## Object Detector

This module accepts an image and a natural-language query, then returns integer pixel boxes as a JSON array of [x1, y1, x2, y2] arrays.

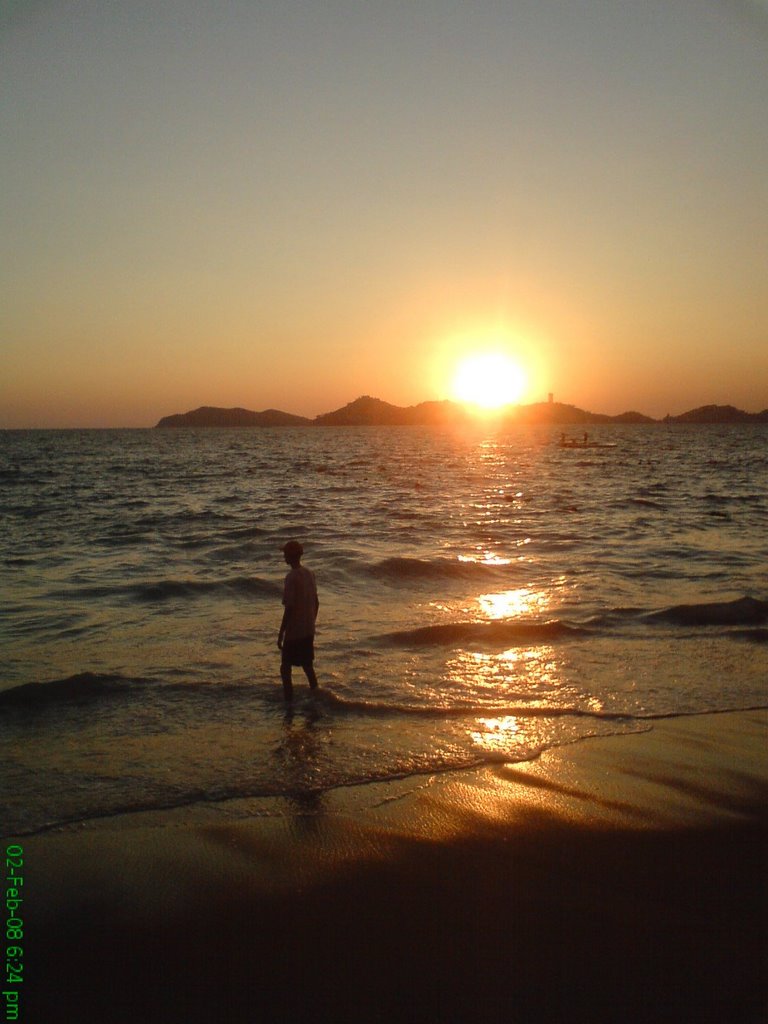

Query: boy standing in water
[[277, 540, 319, 700]]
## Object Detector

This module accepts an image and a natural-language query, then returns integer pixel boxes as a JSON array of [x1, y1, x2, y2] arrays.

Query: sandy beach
[[17, 709, 768, 1023]]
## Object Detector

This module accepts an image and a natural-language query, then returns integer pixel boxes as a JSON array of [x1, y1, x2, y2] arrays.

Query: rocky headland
[[156, 397, 768, 428]]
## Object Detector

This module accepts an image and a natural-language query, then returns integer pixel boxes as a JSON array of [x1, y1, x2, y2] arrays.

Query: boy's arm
[[278, 573, 294, 648], [278, 604, 291, 648]]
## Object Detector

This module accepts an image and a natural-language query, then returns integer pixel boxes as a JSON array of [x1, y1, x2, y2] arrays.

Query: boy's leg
[[302, 662, 318, 690], [280, 662, 294, 701]]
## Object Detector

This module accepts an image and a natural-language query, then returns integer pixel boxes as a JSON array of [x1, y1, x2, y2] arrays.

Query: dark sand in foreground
[[18, 710, 768, 1023]]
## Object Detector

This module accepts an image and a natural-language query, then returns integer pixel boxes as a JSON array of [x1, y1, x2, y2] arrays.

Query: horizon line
[[4, 396, 768, 430]]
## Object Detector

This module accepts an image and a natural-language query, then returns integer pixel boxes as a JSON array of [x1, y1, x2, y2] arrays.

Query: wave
[[702, 492, 764, 506], [368, 556, 524, 582], [133, 509, 239, 530], [49, 575, 281, 603], [0, 666, 616, 723], [381, 597, 768, 647], [206, 541, 263, 562], [728, 628, 768, 645], [133, 576, 281, 602], [582, 607, 645, 628], [3, 784, 293, 839], [626, 497, 667, 510], [0, 672, 151, 707], [645, 596, 768, 627], [0, 672, 274, 712], [380, 619, 589, 647], [315, 689, 634, 722]]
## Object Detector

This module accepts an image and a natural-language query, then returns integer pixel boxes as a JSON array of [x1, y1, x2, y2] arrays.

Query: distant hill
[[314, 395, 473, 426], [156, 406, 312, 428], [156, 398, 766, 428], [313, 395, 412, 425], [608, 410, 658, 424], [663, 404, 768, 424], [503, 402, 654, 426]]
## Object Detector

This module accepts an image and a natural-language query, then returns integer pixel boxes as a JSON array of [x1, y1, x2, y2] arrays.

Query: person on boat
[[277, 540, 319, 701]]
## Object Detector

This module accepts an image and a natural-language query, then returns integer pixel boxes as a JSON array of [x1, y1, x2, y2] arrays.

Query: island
[[156, 406, 312, 428], [156, 398, 768, 428]]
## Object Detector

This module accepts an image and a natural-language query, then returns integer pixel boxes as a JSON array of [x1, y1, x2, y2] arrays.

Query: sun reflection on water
[[445, 646, 562, 694], [476, 587, 550, 619], [455, 540, 532, 566], [469, 716, 520, 752], [457, 551, 513, 566]]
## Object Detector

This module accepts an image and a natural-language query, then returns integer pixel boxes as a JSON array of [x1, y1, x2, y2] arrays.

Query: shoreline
[[18, 709, 768, 1023]]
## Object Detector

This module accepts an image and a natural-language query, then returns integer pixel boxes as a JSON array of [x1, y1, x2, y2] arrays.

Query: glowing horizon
[[1, 2, 766, 428]]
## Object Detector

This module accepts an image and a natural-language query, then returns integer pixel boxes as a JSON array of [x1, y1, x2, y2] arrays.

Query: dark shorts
[[281, 635, 315, 667]]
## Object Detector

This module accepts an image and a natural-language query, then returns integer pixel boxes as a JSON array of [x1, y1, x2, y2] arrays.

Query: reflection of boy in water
[[277, 540, 319, 701]]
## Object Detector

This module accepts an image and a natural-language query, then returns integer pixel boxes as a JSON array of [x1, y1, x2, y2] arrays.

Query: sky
[[1, 0, 767, 427]]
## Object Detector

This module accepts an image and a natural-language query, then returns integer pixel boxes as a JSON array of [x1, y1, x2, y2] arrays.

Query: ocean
[[1, 423, 766, 837]]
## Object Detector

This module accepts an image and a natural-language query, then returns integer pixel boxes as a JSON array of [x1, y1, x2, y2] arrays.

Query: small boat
[[557, 435, 616, 449]]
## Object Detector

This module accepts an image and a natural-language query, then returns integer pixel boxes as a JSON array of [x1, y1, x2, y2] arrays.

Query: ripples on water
[[1, 425, 766, 834]]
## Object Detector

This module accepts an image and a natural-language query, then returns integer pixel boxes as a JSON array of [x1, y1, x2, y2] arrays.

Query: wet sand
[[19, 710, 768, 1024]]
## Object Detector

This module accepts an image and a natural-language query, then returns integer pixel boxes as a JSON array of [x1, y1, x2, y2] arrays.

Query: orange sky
[[2, 1, 767, 427]]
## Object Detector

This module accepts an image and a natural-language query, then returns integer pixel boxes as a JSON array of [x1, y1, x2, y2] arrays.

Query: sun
[[451, 352, 527, 409]]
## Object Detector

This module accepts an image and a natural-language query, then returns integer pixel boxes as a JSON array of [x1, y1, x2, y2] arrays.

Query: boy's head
[[282, 540, 303, 567]]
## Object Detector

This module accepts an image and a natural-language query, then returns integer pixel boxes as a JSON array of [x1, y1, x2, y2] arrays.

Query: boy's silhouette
[[277, 540, 319, 700]]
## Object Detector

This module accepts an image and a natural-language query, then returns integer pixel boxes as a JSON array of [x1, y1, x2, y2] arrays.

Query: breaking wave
[[368, 556, 525, 583], [381, 619, 589, 647], [0, 672, 150, 707], [48, 575, 281, 603], [645, 596, 768, 627]]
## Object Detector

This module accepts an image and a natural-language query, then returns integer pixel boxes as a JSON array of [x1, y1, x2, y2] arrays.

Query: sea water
[[1, 424, 766, 836]]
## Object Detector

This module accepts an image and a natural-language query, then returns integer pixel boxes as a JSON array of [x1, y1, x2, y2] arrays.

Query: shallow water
[[1, 424, 766, 835]]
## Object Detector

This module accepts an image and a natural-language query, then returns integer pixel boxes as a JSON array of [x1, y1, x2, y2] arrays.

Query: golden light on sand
[[451, 352, 527, 409]]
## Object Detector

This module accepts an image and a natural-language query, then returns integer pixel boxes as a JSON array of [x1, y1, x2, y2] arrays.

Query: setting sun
[[451, 353, 528, 409]]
